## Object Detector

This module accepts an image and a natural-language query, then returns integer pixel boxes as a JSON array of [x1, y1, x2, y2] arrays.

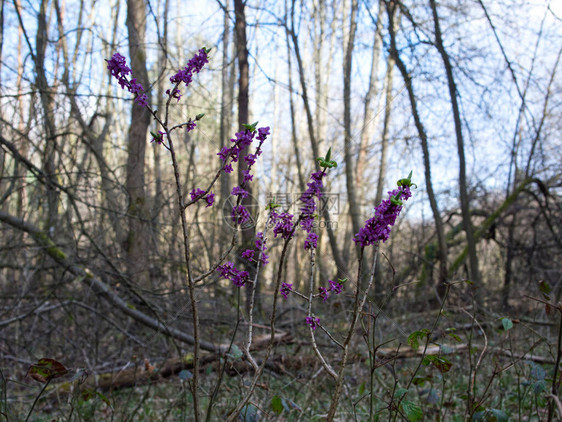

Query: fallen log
[[44, 332, 293, 393]]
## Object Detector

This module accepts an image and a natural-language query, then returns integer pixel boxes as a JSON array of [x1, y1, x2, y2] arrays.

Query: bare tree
[[386, 1, 448, 299], [125, 0, 151, 287], [428, 0, 481, 289]]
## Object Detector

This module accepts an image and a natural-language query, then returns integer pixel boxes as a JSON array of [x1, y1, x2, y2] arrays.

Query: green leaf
[[408, 329, 430, 351], [80, 389, 111, 407], [358, 381, 366, 395], [397, 171, 417, 188], [473, 408, 509, 422], [538, 280, 551, 301], [27, 358, 68, 383], [423, 355, 452, 373], [533, 379, 547, 394], [325, 147, 331, 162], [448, 332, 462, 342], [271, 396, 283, 415], [195, 113, 205, 120], [538, 280, 551, 294], [394, 387, 408, 399], [242, 121, 259, 132], [530, 362, 546, 381], [227, 344, 243, 361], [501, 318, 513, 332], [412, 376, 427, 386], [401, 400, 423, 422], [390, 195, 404, 206], [434, 356, 452, 373]]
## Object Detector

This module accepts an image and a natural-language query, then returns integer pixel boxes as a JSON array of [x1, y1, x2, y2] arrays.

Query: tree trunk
[[36, 0, 59, 232], [234, 0, 257, 313], [342, 0, 362, 264], [429, 0, 481, 290], [356, 0, 384, 187], [386, 1, 448, 299], [125, 0, 151, 287], [374, 51, 395, 296], [220, 0, 232, 237]]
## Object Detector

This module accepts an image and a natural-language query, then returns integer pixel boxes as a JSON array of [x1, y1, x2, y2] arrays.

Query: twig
[[307, 248, 338, 379]]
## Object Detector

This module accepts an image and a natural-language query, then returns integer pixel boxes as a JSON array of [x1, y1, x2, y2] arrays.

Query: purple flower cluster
[[219, 126, 270, 226], [306, 316, 320, 331], [190, 188, 214, 208], [318, 287, 329, 302], [280, 282, 293, 299], [216, 262, 249, 287], [354, 185, 412, 247], [231, 186, 248, 199], [254, 232, 269, 265], [304, 232, 318, 250], [106, 53, 147, 107], [231, 205, 251, 225], [299, 170, 327, 248], [217, 128, 269, 173], [185, 120, 197, 133], [313, 280, 344, 303], [328, 279, 343, 295], [151, 131, 166, 145], [271, 211, 295, 240], [169, 48, 209, 88], [266, 168, 328, 250], [241, 232, 269, 266]]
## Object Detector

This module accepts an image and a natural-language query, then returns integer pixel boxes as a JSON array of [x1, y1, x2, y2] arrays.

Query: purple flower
[[205, 192, 215, 208], [170, 48, 209, 87], [129, 78, 144, 94], [272, 212, 295, 240], [216, 262, 249, 287], [328, 279, 343, 295], [151, 131, 166, 145], [300, 216, 315, 233], [280, 282, 292, 299], [241, 249, 255, 260], [232, 270, 249, 287], [106, 53, 131, 78], [216, 126, 269, 178], [318, 287, 329, 302], [306, 316, 320, 330], [354, 185, 412, 247], [242, 170, 253, 183], [166, 87, 181, 102], [135, 93, 148, 107], [217, 147, 230, 161], [186, 121, 197, 132], [106, 53, 147, 107], [231, 205, 251, 225], [244, 153, 257, 166], [231, 186, 249, 198], [190, 188, 206, 202], [298, 170, 326, 255], [255, 232, 267, 251], [257, 126, 270, 141], [304, 232, 318, 250]]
